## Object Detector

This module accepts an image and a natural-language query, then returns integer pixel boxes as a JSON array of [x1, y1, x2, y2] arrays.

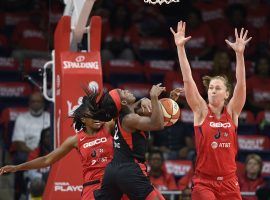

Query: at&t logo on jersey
[[83, 137, 107, 148], [210, 122, 231, 128], [211, 141, 231, 149]]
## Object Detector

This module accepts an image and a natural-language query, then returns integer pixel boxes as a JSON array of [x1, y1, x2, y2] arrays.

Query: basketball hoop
[[144, 0, 180, 5]]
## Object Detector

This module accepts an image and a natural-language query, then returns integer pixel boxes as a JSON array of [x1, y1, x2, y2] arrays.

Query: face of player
[[246, 158, 261, 176], [208, 79, 229, 106], [117, 89, 136, 105], [82, 112, 105, 131]]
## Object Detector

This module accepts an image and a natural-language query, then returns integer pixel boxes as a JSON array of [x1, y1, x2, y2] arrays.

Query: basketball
[[159, 98, 180, 126]]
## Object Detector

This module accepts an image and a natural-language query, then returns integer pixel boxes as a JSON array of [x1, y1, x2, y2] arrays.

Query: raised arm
[[123, 84, 165, 132], [170, 21, 206, 114], [0, 136, 77, 175], [226, 28, 252, 117]]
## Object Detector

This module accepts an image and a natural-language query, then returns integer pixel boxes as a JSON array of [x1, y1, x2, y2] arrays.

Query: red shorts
[[191, 173, 242, 200]]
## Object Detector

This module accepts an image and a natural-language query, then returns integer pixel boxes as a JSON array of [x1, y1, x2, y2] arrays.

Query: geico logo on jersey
[[210, 122, 231, 128], [83, 137, 107, 148], [63, 61, 99, 69], [211, 141, 231, 149], [54, 182, 83, 192]]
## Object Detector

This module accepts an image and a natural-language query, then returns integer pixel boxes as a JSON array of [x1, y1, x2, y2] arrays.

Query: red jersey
[[77, 127, 113, 184], [194, 106, 238, 177]]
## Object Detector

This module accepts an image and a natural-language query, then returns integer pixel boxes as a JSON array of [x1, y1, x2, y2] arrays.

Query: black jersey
[[112, 117, 149, 163]]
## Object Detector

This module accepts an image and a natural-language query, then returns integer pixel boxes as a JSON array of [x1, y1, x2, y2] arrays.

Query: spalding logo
[[63, 61, 99, 69], [75, 56, 85, 62]]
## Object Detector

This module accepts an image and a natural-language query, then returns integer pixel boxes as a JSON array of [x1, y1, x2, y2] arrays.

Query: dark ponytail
[[90, 92, 119, 121]]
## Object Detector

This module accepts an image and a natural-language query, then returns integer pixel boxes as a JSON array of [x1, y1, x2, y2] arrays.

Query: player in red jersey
[[0, 92, 152, 200], [171, 21, 252, 200], [0, 93, 115, 200]]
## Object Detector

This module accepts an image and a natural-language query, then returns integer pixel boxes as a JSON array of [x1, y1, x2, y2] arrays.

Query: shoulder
[[65, 135, 78, 148]]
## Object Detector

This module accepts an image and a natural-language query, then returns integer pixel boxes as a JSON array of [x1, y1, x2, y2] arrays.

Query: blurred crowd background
[[0, 0, 270, 199]]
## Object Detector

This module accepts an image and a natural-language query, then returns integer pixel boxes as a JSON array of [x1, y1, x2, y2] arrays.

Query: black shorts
[[94, 162, 154, 200]]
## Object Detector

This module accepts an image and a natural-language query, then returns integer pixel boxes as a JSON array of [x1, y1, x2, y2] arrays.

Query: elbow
[[43, 156, 52, 166]]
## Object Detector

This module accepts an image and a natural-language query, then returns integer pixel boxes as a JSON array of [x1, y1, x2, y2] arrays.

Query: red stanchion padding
[[43, 14, 103, 200]]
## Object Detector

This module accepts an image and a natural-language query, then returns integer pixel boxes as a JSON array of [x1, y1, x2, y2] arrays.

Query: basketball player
[[92, 83, 166, 200], [0, 93, 114, 199], [0, 91, 154, 200], [170, 21, 252, 200]]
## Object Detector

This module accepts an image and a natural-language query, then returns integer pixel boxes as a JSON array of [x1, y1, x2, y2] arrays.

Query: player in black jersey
[[91, 83, 167, 200]]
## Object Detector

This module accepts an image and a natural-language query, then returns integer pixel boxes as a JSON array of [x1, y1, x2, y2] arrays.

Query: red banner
[[0, 57, 19, 71], [164, 160, 192, 177], [24, 58, 49, 72], [0, 82, 32, 97], [238, 135, 270, 151]]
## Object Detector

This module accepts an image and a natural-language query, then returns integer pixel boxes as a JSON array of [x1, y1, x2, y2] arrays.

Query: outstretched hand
[[225, 28, 252, 54], [150, 83, 166, 98], [170, 21, 192, 47], [0, 165, 17, 175], [170, 88, 184, 101]]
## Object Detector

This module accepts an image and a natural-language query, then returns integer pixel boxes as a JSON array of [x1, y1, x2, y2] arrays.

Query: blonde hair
[[202, 75, 232, 96], [245, 154, 263, 176]]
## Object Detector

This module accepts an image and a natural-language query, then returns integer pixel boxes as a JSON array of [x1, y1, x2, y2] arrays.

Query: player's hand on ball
[[170, 21, 192, 47], [150, 83, 166, 98], [225, 28, 252, 54], [170, 88, 184, 101], [141, 98, 152, 113]]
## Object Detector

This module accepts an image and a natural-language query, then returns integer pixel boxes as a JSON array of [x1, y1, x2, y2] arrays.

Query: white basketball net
[[144, 0, 180, 5]]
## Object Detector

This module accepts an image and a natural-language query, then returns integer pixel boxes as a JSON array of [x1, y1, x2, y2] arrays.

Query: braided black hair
[[70, 90, 100, 131], [71, 88, 125, 126], [90, 92, 119, 121]]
